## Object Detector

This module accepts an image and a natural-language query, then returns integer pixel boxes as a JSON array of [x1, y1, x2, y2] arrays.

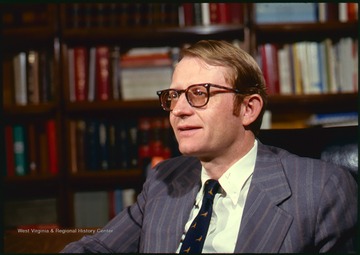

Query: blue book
[[13, 125, 27, 176], [85, 120, 100, 171], [255, 3, 317, 24]]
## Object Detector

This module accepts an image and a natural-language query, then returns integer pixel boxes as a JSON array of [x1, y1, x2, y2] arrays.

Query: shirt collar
[[199, 140, 258, 206]]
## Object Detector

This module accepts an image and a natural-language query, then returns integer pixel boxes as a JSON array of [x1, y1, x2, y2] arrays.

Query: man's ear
[[241, 94, 263, 126]]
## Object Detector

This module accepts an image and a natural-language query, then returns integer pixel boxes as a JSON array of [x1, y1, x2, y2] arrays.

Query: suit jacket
[[61, 142, 357, 253]]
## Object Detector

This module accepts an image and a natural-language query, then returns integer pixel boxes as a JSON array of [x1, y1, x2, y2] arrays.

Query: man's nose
[[171, 93, 193, 116]]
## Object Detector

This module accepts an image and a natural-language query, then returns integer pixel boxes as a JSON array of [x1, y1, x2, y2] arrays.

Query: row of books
[[68, 117, 176, 173], [255, 3, 358, 24], [63, 3, 244, 29], [74, 189, 136, 228], [10, 50, 54, 106], [258, 37, 358, 95], [5, 119, 58, 177], [67, 45, 176, 102], [63, 3, 179, 29], [179, 3, 244, 26], [2, 4, 52, 28]]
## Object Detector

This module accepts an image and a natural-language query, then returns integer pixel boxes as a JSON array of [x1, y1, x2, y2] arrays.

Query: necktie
[[180, 179, 220, 254]]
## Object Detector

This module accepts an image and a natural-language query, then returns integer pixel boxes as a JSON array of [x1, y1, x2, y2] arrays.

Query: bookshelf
[[2, 3, 358, 230]]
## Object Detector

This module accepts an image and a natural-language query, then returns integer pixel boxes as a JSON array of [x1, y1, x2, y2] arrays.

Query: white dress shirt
[[177, 140, 258, 253]]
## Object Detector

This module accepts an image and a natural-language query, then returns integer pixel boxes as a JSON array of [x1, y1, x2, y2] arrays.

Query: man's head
[[179, 40, 267, 134], [157, 40, 267, 160]]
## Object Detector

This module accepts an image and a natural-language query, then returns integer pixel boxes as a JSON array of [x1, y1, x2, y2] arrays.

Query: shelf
[[64, 100, 165, 117], [267, 93, 358, 114], [4, 175, 61, 198], [3, 103, 58, 117], [254, 21, 358, 43], [68, 170, 144, 191], [61, 24, 245, 46]]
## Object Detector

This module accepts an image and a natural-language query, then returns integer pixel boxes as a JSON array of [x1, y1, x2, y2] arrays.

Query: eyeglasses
[[156, 83, 241, 111]]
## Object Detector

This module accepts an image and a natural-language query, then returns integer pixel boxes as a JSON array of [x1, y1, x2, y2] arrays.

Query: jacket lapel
[[153, 158, 201, 253], [235, 143, 293, 253]]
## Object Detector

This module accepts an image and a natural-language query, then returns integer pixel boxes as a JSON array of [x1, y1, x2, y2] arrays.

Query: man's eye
[[192, 89, 207, 97], [168, 92, 178, 99]]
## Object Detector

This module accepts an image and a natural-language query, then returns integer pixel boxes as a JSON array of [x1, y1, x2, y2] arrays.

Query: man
[[61, 40, 357, 253]]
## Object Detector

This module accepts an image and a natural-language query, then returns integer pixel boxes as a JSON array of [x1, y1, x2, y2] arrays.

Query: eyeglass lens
[[161, 85, 209, 111]]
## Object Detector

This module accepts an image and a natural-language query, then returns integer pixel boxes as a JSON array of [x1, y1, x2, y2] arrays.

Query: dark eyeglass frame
[[156, 83, 241, 111]]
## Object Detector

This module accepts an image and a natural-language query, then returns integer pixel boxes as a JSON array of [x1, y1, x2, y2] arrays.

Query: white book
[[318, 41, 329, 93], [277, 45, 292, 95], [296, 42, 311, 94], [306, 42, 322, 94], [122, 189, 136, 208], [324, 39, 338, 93], [13, 52, 27, 105], [339, 3, 348, 22], [121, 66, 173, 100], [201, 3, 210, 25], [338, 37, 354, 92]]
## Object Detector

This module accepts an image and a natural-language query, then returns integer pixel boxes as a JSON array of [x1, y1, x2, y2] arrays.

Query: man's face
[[169, 56, 246, 161]]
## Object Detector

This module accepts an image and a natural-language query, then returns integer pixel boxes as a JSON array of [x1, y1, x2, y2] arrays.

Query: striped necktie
[[179, 179, 220, 254]]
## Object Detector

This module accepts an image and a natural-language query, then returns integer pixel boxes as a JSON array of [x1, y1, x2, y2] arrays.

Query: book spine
[[5, 125, 15, 177], [74, 47, 88, 101], [96, 46, 110, 101], [27, 123, 38, 174], [99, 122, 109, 170], [182, 3, 194, 26], [87, 47, 96, 101], [69, 120, 78, 173], [46, 119, 58, 175], [76, 120, 86, 172], [13, 125, 27, 176], [13, 52, 28, 105], [27, 50, 40, 104]]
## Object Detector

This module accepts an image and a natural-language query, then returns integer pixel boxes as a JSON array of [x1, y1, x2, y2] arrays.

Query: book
[[27, 50, 40, 104], [87, 47, 96, 101], [99, 122, 109, 170], [74, 47, 88, 101], [38, 125, 49, 175], [40, 50, 54, 103], [277, 45, 293, 95], [46, 119, 58, 175], [96, 46, 110, 101], [27, 123, 38, 175], [255, 3, 317, 23], [68, 120, 78, 173], [74, 191, 109, 228], [67, 48, 75, 102], [307, 112, 358, 127], [5, 125, 15, 177], [259, 44, 279, 95], [13, 125, 27, 176], [75, 120, 86, 172], [13, 52, 27, 105], [85, 120, 100, 171], [110, 46, 121, 100]]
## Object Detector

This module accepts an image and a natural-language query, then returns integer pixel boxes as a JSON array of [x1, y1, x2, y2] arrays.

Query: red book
[[182, 3, 194, 26], [209, 3, 219, 24], [347, 3, 358, 21], [217, 3, 231, 24], [46, 120, 58, 175], [5, 125, 15, 177], [229, 3, 244, 24], [263, 44, 280, 95], [74, 47, 88, 101], [96, 46, 110, 101]]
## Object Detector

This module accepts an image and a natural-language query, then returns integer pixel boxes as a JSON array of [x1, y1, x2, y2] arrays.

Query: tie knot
[[204, 179, 220, 200]]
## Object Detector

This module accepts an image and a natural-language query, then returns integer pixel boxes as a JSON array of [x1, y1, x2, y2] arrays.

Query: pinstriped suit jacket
[[61, 142, 357, 253]]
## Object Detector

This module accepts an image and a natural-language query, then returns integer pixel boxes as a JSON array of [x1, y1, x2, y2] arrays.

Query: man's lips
[[177, 125, 202, 133]]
